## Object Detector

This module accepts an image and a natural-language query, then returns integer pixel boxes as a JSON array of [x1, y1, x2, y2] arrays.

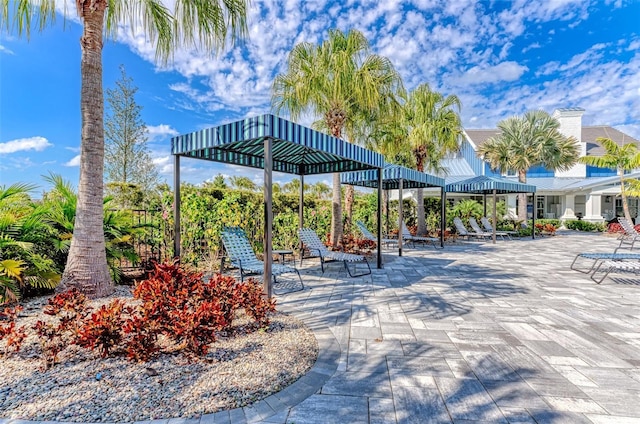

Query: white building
[[444, 108, 640, 223]]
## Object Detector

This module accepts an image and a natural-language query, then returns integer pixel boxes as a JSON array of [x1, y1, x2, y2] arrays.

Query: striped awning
[[445, 175, 536, 194], [171, 114, 383, 175], [341, 164, 445, 189]]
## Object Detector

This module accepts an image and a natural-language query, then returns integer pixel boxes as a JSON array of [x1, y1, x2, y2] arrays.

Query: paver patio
[[3, 231, 640, 424], [264, 231, 640, 423]]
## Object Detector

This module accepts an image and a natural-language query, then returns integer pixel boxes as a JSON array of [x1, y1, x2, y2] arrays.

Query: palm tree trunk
[[416, 188, 427, 235], [331, 172, 343, 248], [344, 184, 354, 236], [518, 170, 528, 221], [58, 1, 113, 299], [620, 171, 633, 224]]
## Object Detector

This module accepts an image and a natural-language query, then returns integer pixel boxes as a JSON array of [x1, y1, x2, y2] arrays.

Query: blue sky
[[1, 0, 639, 191]]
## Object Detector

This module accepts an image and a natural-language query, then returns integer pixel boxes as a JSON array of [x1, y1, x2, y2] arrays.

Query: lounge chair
[[453, 217, 488, 241], [481, 217, 518, 240], [356, 221, 398, 248], [571, 252, 640, 274], [221, 227, 303, 292], [590, 258, 640, 284], [614, 218, 640, 253], [298, 228, 371, 277], [401, 221, 443, 249], [468, 217, 499, 240]]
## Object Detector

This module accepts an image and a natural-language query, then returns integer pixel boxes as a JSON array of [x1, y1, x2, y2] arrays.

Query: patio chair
[[468, 217, 499, 240], [221, 227, 303, 292], [571, 252, 640, 274], [590, 258, 640, 284], [356, 221, 398, 248], [614, 218, 640, 253], [481, 217, 518, 240], [453, 217, 488, 241], [401, 221, 443, 249], [298, 228, 371, 277]]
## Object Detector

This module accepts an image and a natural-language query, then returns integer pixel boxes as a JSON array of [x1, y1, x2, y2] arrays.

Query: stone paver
[[5, 231, 640, 423]]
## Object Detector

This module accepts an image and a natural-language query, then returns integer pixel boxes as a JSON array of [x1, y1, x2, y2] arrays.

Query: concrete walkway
[[257, 231, 640, 424]]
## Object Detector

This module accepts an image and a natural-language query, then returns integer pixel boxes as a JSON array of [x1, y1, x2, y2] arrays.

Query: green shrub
[[564, 220, 605, 232]]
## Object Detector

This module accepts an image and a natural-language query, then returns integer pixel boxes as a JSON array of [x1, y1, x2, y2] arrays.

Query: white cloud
[[0, 45, 14, 55], [0, 136, 52, 154], [64, 155, 80, 167], [147, 124, 179, 141], [456, 61, 529, 85]]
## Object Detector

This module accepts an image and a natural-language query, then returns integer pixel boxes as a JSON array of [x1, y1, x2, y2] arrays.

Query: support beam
[[532, 193, 536, 240], [492, 189, 497, 244], [377, 169, 383, 269], [263, 137, 273, 299], [173, 155, 181, 259], [441, 187, 446, 248], [398, 180, 403, 257]]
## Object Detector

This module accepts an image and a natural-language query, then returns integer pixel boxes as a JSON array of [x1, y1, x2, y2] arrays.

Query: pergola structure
[[445, 175, 537, 243], [341, 164, 446, 256], [171, 114, 384, 298]]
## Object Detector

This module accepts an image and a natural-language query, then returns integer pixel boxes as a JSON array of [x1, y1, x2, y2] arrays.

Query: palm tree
[[579, 137, 640, 224], [272, 29, 403, 248], [403, 84, 462, 235], [2, 1, 248, 298], [478, 110, 580, 219]]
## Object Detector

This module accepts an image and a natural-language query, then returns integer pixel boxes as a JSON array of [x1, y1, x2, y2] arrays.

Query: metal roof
[[446, 175, 536, 194], [440, 157, 476, 177], [341, 163, 445, 189], [171, 114, 383, 175]]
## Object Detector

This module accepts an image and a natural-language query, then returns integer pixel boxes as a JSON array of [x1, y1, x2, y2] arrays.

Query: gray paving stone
[[320, 370, 392, 397], [436, 377, 507, 422], [392, 385, 451, 424], [286, 394, 368, 424], [369, 397, 397, 424]]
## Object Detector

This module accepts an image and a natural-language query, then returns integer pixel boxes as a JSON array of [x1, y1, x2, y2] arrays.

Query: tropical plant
[[282, 178, 309, 194], [2, 0, 249, 298], [272, 28, 404, 248], [0, 183, 60, 303], [579, 137, 640, 224], [229, 176, 258, 192], [402, 84, 462, 235], [42, 174, 145, 284], [478, 110, 580, 219], [451, 199, 483, 221]]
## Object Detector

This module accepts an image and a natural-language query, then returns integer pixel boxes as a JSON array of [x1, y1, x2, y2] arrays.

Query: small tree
[[104, 66, 159, 207], [229, 176, 257, 191], [579, 137, 640, 224]]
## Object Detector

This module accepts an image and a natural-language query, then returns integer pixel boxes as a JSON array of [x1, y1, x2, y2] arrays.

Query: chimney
[[552, 107, 585, 155], [553, 107, 586, 177]]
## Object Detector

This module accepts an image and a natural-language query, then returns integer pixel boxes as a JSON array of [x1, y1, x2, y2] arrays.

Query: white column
[[506, 194, 517, 219], [585, 193, 604, 222], [561, 194, 576, 220]]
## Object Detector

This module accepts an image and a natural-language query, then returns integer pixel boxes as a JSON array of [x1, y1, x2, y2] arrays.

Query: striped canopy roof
[[445, 175, 536, 194], [171, 114, 383, 175], [341, 164, 444, 189]]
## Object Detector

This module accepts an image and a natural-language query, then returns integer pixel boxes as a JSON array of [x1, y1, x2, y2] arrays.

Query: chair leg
[[344, 258, 371, 277], [590, 262, 611, 284]]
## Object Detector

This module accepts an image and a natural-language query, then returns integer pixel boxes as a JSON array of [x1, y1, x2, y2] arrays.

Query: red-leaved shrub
[[0, 306, 26, 353]]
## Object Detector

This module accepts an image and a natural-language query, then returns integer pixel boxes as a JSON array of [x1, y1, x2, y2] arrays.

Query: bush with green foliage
[[565, 220, 605, 232]]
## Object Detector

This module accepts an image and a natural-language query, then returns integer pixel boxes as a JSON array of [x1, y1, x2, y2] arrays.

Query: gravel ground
[[0, 287, 318, 422]]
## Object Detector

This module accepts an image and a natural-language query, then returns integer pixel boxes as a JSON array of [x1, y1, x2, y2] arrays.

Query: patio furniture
[[614, 218, 640, 253], [453, 217, 488, 241], [356, 221, 398, 248], [298, 228, 371, 277], [571, 252, 640, 274], [401, 221, 443, 249], [481, 217, 518, 240], [221, 227, 303, 292], [590, 258, 640, 284], [468, 217, 500, 240]]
